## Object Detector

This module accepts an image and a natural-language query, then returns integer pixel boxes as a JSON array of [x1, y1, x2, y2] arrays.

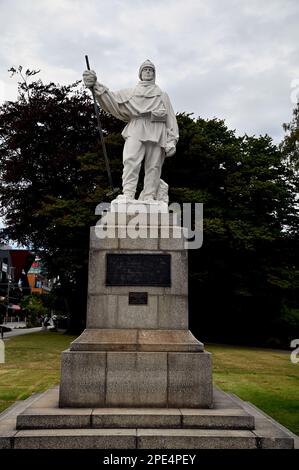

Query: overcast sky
[[0, 0, 299, 144], [0, 0, 299, 234]]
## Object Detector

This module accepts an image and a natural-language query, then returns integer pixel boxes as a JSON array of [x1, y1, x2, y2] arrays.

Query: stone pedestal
[[59, 206, 213, 408], [1, 204, 296, 449]]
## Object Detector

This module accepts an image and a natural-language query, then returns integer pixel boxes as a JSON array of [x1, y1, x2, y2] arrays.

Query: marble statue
[[83, 60, 179, 203]]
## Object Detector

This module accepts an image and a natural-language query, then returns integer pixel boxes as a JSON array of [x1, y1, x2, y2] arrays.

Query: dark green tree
[[281, 99, 299, 171], [0, 70, 298, 344], [0, 68, 123, 332], [164, 114, 299, 346]]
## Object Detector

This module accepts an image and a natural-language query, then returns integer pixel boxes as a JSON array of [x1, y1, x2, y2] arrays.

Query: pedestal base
[[59, 348, 212, 408]]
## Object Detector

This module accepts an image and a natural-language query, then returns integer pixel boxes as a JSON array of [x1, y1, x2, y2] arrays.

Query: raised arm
[[83, 70, 129, 122]]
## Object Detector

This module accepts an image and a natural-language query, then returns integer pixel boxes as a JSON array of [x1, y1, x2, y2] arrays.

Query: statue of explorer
[[83, 59, 179, 202]]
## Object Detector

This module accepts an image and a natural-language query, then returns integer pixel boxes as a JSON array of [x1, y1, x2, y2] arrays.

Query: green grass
[[0, 331, 76, 413], [206, 343, 299, 436], [0, 332, 298, 436]]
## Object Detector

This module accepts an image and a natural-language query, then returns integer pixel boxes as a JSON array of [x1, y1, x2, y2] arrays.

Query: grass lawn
[[206, 343, 299, 436], [0, 331, 76, 414], [0, 332, 298, 436]]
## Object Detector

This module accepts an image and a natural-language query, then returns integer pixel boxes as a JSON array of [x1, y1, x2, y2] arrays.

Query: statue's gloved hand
[[165, 142, 176, 157], [83, 70, 97, 88]]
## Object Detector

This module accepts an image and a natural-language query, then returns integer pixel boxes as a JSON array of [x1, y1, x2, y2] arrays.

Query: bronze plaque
[[129, 292, 148, 305], [106, 254, 171, 287]]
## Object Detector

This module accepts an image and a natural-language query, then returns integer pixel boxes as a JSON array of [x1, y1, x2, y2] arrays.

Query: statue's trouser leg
[[143, 143, 164, 199], [122, 138, 146, 197]]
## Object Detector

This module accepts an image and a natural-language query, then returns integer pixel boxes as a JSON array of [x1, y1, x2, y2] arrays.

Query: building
[[0, 244, 34, 320], [0, 245, 34, 292], [27, 256, 52, 294]]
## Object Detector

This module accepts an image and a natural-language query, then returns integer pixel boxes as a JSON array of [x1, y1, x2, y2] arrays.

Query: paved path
[[1, 326, 43, 339]]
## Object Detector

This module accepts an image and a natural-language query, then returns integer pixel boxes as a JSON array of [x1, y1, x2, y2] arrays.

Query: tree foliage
[[281, 99, 299, 171], [0, 68, 123, 331], [167, 114, 299, 346], [20, 293, 48, 327], [0, 69, 298, 344]]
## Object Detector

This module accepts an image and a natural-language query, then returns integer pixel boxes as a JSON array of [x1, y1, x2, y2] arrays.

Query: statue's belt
[[133, 111, 167, 122]]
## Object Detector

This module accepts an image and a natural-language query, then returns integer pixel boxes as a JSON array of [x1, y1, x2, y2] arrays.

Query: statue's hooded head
[[139, 59, 156, 81]]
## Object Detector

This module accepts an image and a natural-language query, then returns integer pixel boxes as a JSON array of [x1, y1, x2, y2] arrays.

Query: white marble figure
[[83, 60, 179, 203]]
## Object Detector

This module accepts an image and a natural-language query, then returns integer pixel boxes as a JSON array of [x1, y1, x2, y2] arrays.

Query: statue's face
[[141, 67, 154, 81]]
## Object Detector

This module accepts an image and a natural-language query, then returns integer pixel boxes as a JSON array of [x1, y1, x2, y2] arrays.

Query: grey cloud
[[0, 0, 298, 144]]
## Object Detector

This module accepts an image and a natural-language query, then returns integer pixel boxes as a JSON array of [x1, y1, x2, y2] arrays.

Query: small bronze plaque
[[106, 254, 171, 287], [129, 292, 148, 305]]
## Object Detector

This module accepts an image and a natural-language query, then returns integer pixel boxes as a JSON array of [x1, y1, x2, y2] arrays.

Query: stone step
[[17, 407, 254, 430], [0, 393, 44, 423], [1, 386, 295, 449], [0, 392, 49, 449], [16, 385, 255, 431], [13, 428, 258, 449]]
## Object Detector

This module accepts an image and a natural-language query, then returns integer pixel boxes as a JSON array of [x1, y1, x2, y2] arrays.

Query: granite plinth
[[59, 350, 212, 408]]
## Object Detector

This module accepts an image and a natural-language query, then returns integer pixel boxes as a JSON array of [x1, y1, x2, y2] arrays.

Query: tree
[[0, 68, 123, 332], [0, 70, 298, 345], [164, 115, 299, 346], [21, 293, 48, 327], [281, 100, 299, 171]]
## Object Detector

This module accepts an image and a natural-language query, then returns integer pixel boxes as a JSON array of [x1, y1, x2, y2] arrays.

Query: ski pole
[[85, 55, 119, 197]]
